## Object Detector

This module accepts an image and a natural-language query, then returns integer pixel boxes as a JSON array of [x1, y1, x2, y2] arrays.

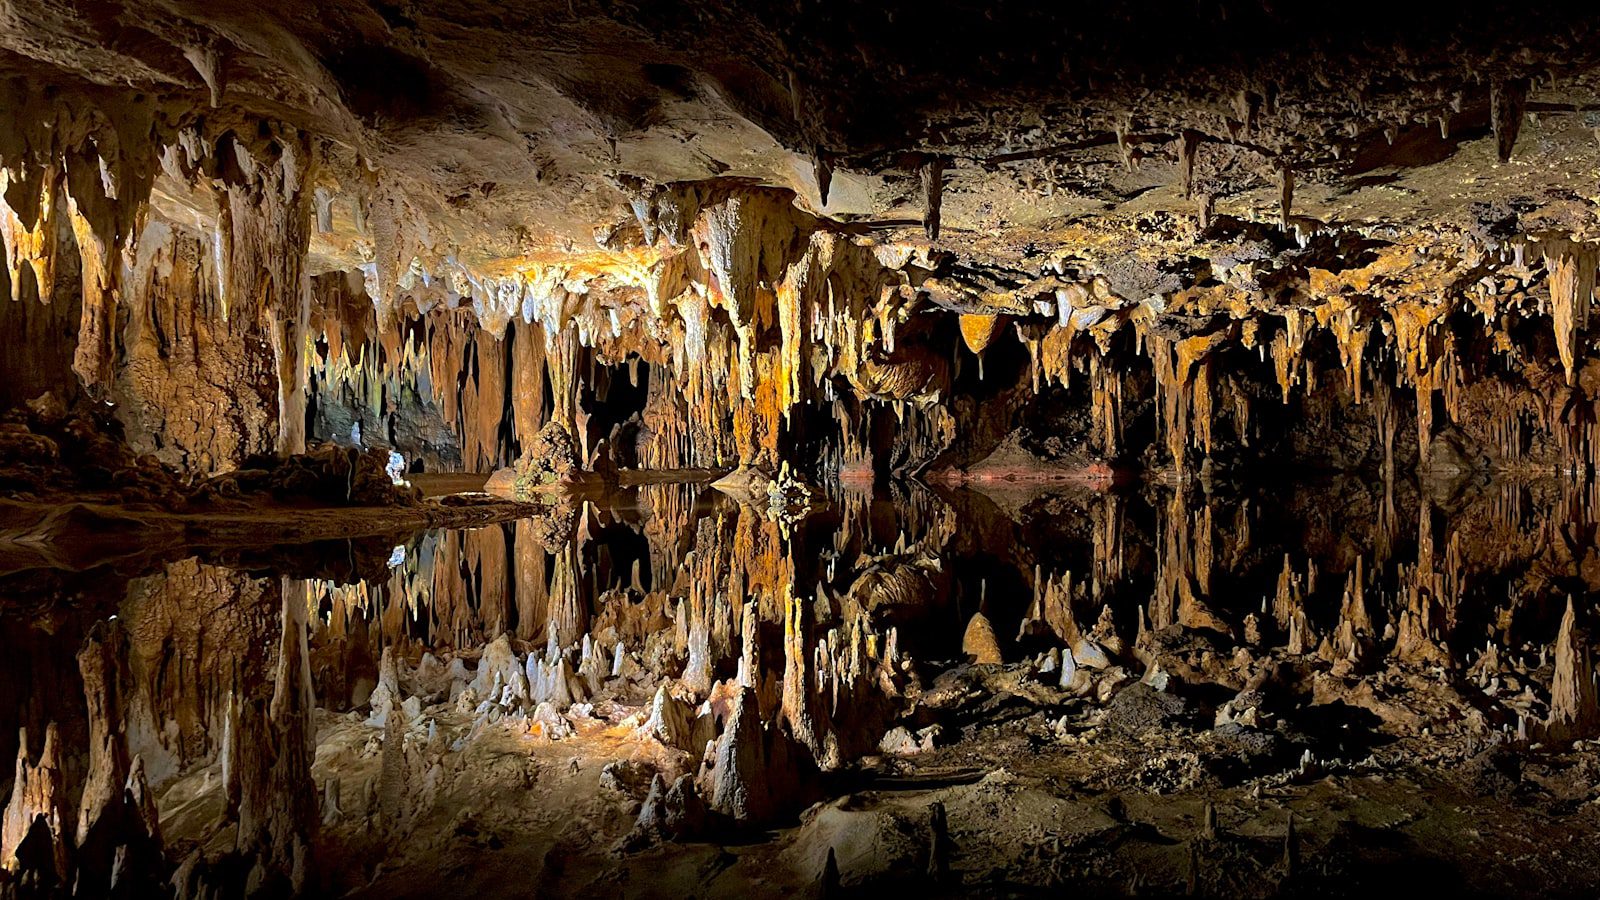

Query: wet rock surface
[[3, 478, 1600, 897]]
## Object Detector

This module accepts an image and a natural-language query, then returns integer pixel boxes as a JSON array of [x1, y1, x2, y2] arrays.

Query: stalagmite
[[639, 685, 698, 752], [366, 646, 403, 727], [1115, 112, 1135, 171]]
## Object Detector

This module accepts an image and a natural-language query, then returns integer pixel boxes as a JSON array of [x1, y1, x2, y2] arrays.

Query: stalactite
[[1544, 239, 1597, 386], [1278, 163, 1294, 230], [1491, 79, 1529, 164], [921, 157, 945, 241], [1178, 130, 1201, 200], [813, 149, 833, 208]]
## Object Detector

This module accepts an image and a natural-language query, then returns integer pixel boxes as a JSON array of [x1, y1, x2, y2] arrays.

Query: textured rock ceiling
[[8, 1, 1600, 265], [11, 1, 1600, 485]]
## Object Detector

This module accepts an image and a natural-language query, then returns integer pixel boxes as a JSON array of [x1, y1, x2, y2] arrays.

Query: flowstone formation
[[7, 2, 1600, 898]]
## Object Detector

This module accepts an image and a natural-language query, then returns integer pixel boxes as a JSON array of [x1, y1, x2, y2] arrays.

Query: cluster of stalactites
[[328, 183, 956, 472], [0, 81, 329, 465], [0, 85, 163, 392], [1018, 234, 1600, 473]]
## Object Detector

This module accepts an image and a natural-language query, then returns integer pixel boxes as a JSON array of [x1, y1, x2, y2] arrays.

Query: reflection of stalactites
[[469, 525, 511, 638], [1329, 557, 1372, 665], [1036, 570, 1094, 660], [1273, 555, 1317, 655], [780, 591, 825, 763], [1091, 491, 1124, 604], [736, 600, 777, 717], [75, 621, 131, 852], [1393, 516, 1451, 669], [1544, 597, 1600, 743], [548, 542, 586, 652], [514, 519, 552, 644], [0, 723, 69, 882], [232, 580, 319, 894], [780, 589, 897, 771], [1151, 490, 1231, 638], [76, 618, 166, 894]]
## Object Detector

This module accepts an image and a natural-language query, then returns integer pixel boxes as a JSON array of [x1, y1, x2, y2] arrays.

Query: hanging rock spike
[[1491, 79, 1529, 164], [921, 156, 945, 241], [813, 147, 833, 208], [1278, 162, 1294, 230], [1179, 130, 1201, 200]]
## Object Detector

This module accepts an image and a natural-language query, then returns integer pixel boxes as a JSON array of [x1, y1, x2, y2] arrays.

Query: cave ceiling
[[7, 1, 1600, 279]]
